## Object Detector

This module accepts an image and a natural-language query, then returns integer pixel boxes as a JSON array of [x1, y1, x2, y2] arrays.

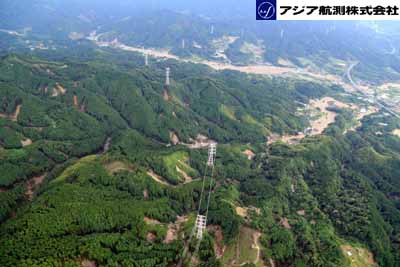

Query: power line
[[178, 143, 217, 266]]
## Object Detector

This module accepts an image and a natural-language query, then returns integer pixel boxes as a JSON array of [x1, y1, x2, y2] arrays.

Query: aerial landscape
[[1, 0, 400, 266]]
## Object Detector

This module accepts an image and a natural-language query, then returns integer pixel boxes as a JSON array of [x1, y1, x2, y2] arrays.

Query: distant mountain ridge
[[1, 1, 400, 84]]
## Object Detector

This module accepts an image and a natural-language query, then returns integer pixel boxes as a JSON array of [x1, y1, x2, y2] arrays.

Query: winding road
[[346, 62, 400, 119]]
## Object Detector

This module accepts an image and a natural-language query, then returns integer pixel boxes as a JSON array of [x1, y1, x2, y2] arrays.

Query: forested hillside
[[0, 45, 399, 267], [0, 1, 400, 266]]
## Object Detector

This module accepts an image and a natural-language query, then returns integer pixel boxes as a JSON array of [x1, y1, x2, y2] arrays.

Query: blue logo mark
[[256, 0, 277, 20]]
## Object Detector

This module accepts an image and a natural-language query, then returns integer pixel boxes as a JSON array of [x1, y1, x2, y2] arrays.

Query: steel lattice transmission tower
[[143, 47, 148, 66], [194, 143, 217, 240], [165, 67, 170, 86], [177, 143, 218, 266], [207, 143, 217, 167], [195, 215, 207, 239]]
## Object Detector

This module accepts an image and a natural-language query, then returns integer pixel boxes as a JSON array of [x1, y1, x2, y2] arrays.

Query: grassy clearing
[[241, 114, 269, 135], [341, 244, 376, 267], [103, 161, 134, 175], [238, 227, 258, 263], [240, 41, 265, 63], [220, 104, 237, 121], [162, 151, 197, 184], [52, 155, 100, 183], [222, 226, 260, 266]]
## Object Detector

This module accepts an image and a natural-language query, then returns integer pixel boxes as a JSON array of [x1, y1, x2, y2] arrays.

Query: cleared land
[[269, 97, 378, 145], [103, 161, 134, 175], [180, 134, 217, 149], [91, 37, 356, 84], [147, 170, 172, 186], [222, 226, 263, 266], [341, 244, 376, 267], [393, 129, 400, 137], [51, 83, 67, 97], [269, 97, 351, 145], [0, 104, 22, 122], [21, 138, 32, 147], [26, 174, 46, 200], [242, 149, 255, 160]]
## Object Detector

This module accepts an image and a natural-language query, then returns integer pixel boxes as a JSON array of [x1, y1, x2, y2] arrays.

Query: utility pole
[[210, 25, 214, 35], [182, 39, 185, 49]]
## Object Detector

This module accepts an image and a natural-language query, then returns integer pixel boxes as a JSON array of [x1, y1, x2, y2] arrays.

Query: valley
[[90, 35, 356, 87]]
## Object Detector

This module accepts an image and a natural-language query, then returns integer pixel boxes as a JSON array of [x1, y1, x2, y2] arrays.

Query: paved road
[[346, 62, 359, 89], [346, 62, 400, 119]]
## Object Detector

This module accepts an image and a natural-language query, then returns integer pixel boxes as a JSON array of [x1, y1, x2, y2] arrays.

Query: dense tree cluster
[[0, 50, 399, 267]]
